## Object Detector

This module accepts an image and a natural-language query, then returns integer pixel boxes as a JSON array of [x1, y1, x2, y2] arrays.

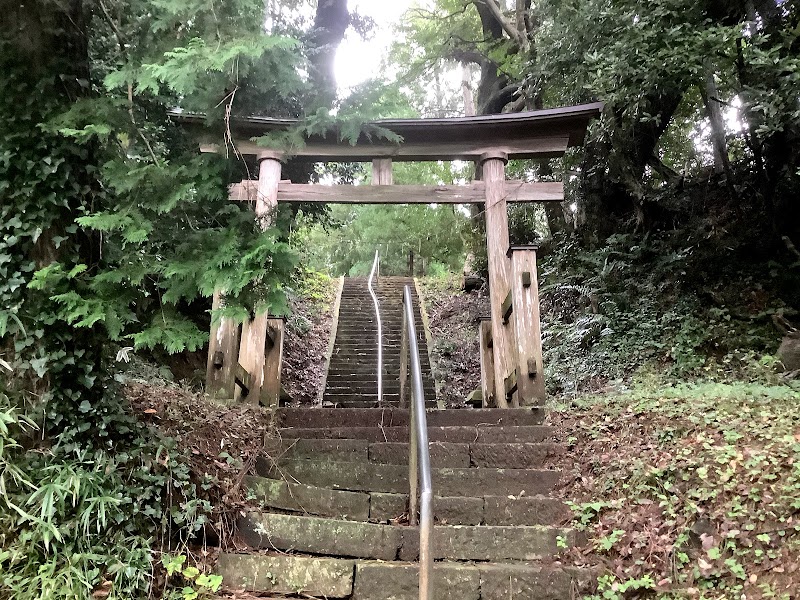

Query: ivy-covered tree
[[0, 0, 361, 597]]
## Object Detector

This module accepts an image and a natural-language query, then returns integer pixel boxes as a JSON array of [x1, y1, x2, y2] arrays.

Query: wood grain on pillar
[[478, 319, 497, 408], [205, 291, 240, 399], [372, 158, 393, 185], [482, 154, 516, 408], [237, 153, 282, 403]]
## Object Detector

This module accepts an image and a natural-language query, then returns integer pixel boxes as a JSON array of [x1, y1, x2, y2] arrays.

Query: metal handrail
[[368, 250, 383, 405], [402, 285, 433, 600]]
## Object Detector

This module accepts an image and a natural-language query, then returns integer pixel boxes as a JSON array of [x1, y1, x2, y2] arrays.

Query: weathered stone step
[[276, 408, 546, 428], [276, 425, 555, 443], [216, 553, 355, 597], [217, 554, 594, 600], [323, 385, 405, 393], [323, 400, 439, 409], [323, 393, 404, 404], [245, 475, 568, 526], [256, 458, 560, 496], [352, 561, 595, 600], [239, 512, 575, 561], [265, 437, 559, 468]]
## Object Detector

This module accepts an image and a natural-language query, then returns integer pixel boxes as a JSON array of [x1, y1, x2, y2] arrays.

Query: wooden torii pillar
[[174, 103, 602, 409], [206, 151, 285, 406]]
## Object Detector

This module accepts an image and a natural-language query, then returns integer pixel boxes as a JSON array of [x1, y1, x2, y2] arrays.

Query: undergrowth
[[552, 379, 800, 599], [539, 231, 798, 394]]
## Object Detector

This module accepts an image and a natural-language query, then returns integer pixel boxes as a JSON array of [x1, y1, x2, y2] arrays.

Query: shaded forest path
[[322, 276, 436, 407]]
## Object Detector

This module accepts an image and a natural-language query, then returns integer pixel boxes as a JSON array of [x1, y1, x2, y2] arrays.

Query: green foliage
[[162, 554, 222, 600], [293, 159, 472, 277], [0, 377, 210, 599], [297, 203, 469, 277], [0, 0, 309, 597], [538, 231, 793, 394]]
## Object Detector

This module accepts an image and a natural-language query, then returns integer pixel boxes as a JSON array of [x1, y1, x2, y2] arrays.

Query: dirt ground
[[419, 276, 489, 407]]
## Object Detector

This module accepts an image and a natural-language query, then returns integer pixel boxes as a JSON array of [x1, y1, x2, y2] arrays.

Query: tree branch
[[475, 0, 528, 49], [98, 0, 159, 164]]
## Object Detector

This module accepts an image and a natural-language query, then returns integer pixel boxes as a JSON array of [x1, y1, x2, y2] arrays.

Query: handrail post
[[368, 250, 383, 405]]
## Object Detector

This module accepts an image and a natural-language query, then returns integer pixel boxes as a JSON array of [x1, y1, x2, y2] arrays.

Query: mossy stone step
[[216, 553, 354, 597], [246, 474, 568, 525], [256, 457, 560, 496], [217, 554, 596, 600], [266, 437, 560, 469], [275, 407, 546, 428], [353, 561, 596, 600], [244, 475, 370, 521], [277, 425, 554, 443], [239, 512, 576, 561]]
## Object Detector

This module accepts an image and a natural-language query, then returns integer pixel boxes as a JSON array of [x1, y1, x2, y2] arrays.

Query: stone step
[[277, 425, 555, 443], [256, 458, 560, 496], [276, 408, 546, 428], [216, 554, 354, 597], [239, 512, 575, 561], [323, 400, 439, 409], [265, 437, 560, 468], [217, 554, 594, 600], [245, 475, 569, 526], [326, 363, 415, 371], [352, 561, 595, 600], [323, 393, 404, 404]]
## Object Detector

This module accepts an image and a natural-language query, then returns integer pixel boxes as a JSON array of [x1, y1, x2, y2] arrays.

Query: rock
[[777, 333, 800, 371], [462, 275, 484, 293], [465, 388, 482, 407]]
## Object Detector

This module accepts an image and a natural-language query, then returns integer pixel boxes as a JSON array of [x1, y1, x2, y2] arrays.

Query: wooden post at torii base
[[206, 151, 285, 405], [507, 245, 546, 405]]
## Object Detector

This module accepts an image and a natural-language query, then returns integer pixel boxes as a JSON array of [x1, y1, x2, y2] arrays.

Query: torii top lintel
[[171, 102, 603, 163]]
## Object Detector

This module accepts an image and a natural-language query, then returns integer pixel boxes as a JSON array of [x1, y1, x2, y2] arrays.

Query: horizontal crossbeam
[[229, 181, 564, 204], [200, 136, 571, 162]]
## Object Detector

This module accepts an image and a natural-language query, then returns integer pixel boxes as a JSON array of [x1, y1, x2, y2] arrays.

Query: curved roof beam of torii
[[169, 102, 603, 163]]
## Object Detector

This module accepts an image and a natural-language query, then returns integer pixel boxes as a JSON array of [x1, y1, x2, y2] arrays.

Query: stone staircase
[[216, 407, 592, 599], [323, 277, 437, 407]]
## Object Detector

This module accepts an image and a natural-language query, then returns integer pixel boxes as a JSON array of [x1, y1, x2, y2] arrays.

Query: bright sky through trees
[[334, 0, 418, 92]]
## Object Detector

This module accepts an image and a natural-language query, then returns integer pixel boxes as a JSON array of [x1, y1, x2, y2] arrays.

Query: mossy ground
[[552, 380, 800, 599]]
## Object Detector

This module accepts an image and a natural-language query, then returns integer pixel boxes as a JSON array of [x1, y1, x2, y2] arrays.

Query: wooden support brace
[[504, 369, 518, 399], [478, 318, 496, 408], [235, 363, 251, 396], [205, 291, 240, 400], [261, 317, 284, 407], [507, 244, 546, 405], [502, 290, 513, 324]]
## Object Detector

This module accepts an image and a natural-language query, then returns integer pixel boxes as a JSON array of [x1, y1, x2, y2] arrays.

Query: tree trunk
[[577, 87, 684, 240], [700, 63, 731, 177], [1, 0, 105, 407], [307, 0, 350, 107], [473, 1, 516, 114]]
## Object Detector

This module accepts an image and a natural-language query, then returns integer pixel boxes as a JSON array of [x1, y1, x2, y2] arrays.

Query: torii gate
[[173, 103, 602, 408]]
